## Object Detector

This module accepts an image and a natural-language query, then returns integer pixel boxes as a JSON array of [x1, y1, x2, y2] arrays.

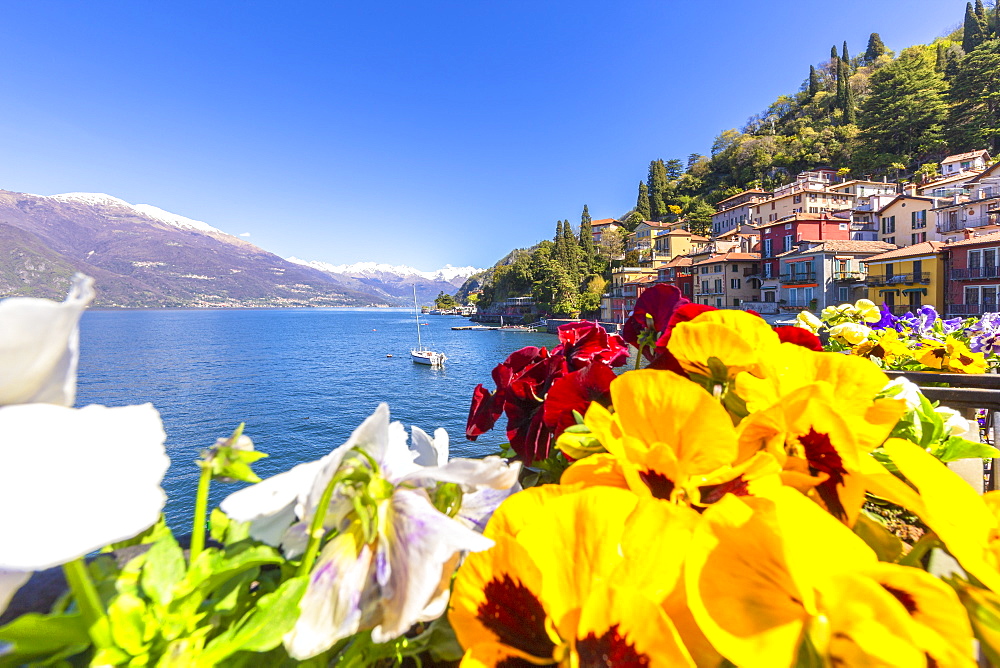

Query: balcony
[[742, 267, 761, 277], [779, 272, 817, 284], [947, 303, 998, 316], [780, 300, 814, 310], [832, 271, 865, 282], [951, 266, 1000, 280], [886, 272, 931, 285]]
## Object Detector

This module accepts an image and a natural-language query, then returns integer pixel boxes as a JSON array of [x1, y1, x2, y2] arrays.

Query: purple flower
[[870, 303, 901, 332]]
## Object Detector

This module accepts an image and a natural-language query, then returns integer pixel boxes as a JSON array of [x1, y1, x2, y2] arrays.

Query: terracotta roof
[[692, 251, 761, 265], [758, 212, 845, 228], [664, 255, 693, 267], [715, 189, 772, 207], [942, 149, 991, 163], [942, 230, 1000, 248], [874, 194, 940, 214], [918, 171, 982, 192], [932, 193, 1000, 211], [776, 240, 897, 257], [862, 241, 945, 262], [591, 219, 619, 226]]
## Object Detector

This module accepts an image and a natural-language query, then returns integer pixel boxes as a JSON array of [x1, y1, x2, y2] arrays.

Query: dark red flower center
[[697, 475, 750, 509], [882, 584, 918, 615], [478, 575, 555, 660], [576, 624, 650, 667], [798, 428, 848, 520], [639, 470, 675, 500]]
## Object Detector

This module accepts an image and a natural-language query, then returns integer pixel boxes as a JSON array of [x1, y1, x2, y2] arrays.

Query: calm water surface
[[77, 309, 556, 529]]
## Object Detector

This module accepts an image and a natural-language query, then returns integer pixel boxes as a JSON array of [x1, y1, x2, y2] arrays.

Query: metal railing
[[947, 303, 999, 316], [779, 272, 817, 284], [832, 271, 865, 281], [951, 266, 1000, 280], [885, 272, 931, 285]]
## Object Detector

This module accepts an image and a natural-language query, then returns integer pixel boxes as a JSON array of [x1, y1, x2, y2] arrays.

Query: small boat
[[411, 286, 446, 367]]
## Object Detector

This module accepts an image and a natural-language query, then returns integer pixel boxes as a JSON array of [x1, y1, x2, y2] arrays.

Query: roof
[[692, 251, 761, 265], [862, 241, 944, 263], [690, 234, 710, 242], [918, 171, 982, 193], [932, 193, 1000, 211], [758, 212, 846, 228], [942, 149, 991, 163], [663, 255, 693, 267], [715, 189, 771, 207], [875, 194, 939, 215], [624, 275, 658, 286], [776, 240, 898, 257], [591, 218, 619, 227], [942, 230, 1000, 248]]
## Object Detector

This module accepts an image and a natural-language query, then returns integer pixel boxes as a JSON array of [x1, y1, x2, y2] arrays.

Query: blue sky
[[0, 1, 967, 270]]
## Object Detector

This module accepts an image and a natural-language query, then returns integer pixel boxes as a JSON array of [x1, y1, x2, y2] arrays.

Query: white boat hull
[[411, 349, 446, 366]]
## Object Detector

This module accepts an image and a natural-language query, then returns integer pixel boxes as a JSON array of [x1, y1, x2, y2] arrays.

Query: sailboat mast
[[414, 285, 423, 350]]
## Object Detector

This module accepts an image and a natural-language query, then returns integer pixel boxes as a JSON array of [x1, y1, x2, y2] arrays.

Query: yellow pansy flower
[[667, 310, 780, 381], [449, 486, 695, 667]]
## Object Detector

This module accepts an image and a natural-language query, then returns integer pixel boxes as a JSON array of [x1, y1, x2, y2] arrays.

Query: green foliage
[[635, 181, 651, 220], [647, 159, 669, 220], [578, 205, 596, 275], [965, 1, 988, 54], [808, 65, 819, 96], [434, 291, 458, 310], [948, 38, 1000, 153], [864, 33, 887, 64], [855, 48, 947, 171]]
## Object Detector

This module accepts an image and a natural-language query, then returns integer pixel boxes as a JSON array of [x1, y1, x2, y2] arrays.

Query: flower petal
[[0, 403, 168, 570], [0, 273, 94, 407], [220, 460, 323, 546]]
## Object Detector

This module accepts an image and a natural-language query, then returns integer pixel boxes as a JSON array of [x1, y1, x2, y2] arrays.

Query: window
[[912, 210, 927, 229], [885, 237, 895, 245], [783, 235, 792, 252], [764, 263, 773, 278], [838, 286, 849, 302], [764, 291, 775, 302], [764, 239, 773, 257], [733, 298, 740, 307], [839, 223, 849, 230], [970, 250, 982, 270], [913, 259, 923, 282], [731, 278, 741, 289], [784, 223, 792, 230], [731, 264, 738, 272], [794, 194, 802, 203], [682, 283, 691, 295], [911, 232, 926, 244], [702, 266, 709, 274], [716, 298, 723, 308], [882, 216, 896, 234], [714, 279, 723, 293], [809, 207, 820, 213]]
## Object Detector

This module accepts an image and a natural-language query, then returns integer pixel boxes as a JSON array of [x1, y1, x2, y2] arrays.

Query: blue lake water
[[76, 309, 557, 530]]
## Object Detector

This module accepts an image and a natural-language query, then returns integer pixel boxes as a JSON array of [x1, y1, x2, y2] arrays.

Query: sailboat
[[411, 287, 446, 367]]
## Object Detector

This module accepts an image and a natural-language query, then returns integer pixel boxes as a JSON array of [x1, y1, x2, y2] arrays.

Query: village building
[[711, 189, 770, 238], [940, 150, 991, 177], [872, 192, 940, 246], [774, 239, 897, 312], [942, 229, 1000, 316], [750, 168, 853, 226], [601, 266, 657, 323], [691, 251, 761, 309], [757, 212, 853, 302], [933, 160, 1000, 241], [590, 218, 621, 244], [649, 229, 710, 266], [655, 255, 694, 300], [863, 241, 944, 316]]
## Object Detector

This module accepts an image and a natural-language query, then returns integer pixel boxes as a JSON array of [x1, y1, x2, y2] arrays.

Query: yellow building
[[650, 229, 709, 265], [862, 241, 945, 315]]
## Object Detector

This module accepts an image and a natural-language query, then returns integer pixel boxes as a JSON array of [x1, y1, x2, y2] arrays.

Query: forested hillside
[[468, 1, 1000, 317]]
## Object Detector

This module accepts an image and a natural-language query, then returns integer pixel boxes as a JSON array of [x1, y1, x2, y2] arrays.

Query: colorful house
[[862, 241, 945, 316], [656, 255, 694, 300], [942, 230, 1000, 316], [775, 240, 896, 311], [691, 251, 761, 309], [757, 212, 853, 303]]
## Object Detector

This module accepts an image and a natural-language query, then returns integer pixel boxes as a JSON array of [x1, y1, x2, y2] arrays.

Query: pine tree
[[664, 159, 684, 180], [965, 2, 987, 53], [855, 49, 948, 170], [936, 42, 947, 72], [994, 1, 1000, 37], [647, 160, 669, 221], [864, 33, 887, 64], [636, 182, 651, 220], [808, 65, 819, 96], [948, 38, 1000, 153], [578, 205, 595, 274]]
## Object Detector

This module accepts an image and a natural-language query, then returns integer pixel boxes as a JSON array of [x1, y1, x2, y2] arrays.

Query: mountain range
[[0, 189, 480, 307]]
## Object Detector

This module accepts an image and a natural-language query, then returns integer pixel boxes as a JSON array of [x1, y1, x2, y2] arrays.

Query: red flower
[[466, 384, 504, 440], [774, 325, 824, 352], [541, 361, 617, 435], [553, 321, 629, 371], [621, 284, 690, 357]]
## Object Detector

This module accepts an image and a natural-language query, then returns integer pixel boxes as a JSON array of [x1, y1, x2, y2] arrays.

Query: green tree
[[964, 2, 987, 53], [578, 205, 596, 275], [808, 65, 820, 96], [842, 41, 851, 70], [855, 48, 948, 171], [936, 42, 947, 72], [831, 45, 839, 62], [560, 219, 580, 285], [976, 0, 988, 26], [664, 159, 684, 180], [647, 159, 669, 220], [948, 38, 1000, 153], [864, 33, 887, 64], [843, 64, 857, 124], [434, 291, 457, 310], [994, 0, 1000, 37], [635, 182, 651, 220]]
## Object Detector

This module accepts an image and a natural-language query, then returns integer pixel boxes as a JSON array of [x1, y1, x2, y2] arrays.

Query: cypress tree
[[553, 219, 566, 268], [844, 69, 857, 124], [808, 65, 819, 96], [842, 41, 851, 70], [831, 45, 838, 62], [976, 0, 987, 25], [578, 205, 595, 274], [636, 182, 651, 220], [948, 38, 1000, 153], [964, 2, 987, 53], [647, 160, 669, 221], [836, 56, 847, 114], [864, 33, 886, 64], [561, 219, 580, 284], [936, 42, 947, 72]]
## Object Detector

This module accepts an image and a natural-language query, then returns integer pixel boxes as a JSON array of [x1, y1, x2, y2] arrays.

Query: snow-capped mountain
[[288, 258, 483, 305]]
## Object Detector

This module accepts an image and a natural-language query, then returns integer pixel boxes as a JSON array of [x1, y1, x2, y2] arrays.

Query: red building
[[656, 256, 694, 299], [758, 212, 853, 302], [944, 228, 1000, 316]]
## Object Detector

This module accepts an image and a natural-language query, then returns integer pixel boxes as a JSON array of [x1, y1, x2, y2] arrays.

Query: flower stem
[[189, 464, 213, 561], [898, 531, 942, 568], [62, 558, 112, 649], [297, 470, 343, 577]]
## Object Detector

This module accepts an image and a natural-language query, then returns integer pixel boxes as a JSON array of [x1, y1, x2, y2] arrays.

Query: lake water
[[76, 309, 557, 530]]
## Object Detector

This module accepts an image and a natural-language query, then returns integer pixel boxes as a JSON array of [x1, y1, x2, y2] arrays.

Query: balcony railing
[[951, 266, 1000, 280], [886, 272, 931, 285], [832, 271, 865, 281], [947, 303, 999, 316], [779, 272, 817, 284], [742, 267, 760, 277], [780, 300, 814, 309]]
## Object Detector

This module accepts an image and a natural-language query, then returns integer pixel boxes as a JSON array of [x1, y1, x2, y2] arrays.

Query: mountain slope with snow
[[288, 258, 483, 305]]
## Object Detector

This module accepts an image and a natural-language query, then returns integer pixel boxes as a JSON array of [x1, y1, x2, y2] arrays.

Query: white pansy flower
[[221, 403, 521, 659], [935, 406, 972, 437], [882, 377, 923, 411], [0, 403, 168, 609], [0, 274, 94, 407], [829, 322, 871, 345], [796, 310, 823, 333], [854, 299, 881, 323]]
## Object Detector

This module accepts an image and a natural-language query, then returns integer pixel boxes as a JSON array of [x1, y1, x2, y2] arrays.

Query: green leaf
[[931, 436, 1000, 462], [202, 576, 308, 661], [107, 593, 149, 656], [853, 512, 904, 562], [141, 532, 186, 607], [102, 516, 172, 553], [0, 613, 90, 667]]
